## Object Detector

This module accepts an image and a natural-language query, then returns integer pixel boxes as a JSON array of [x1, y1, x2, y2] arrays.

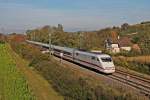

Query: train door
[[72, 50, 76, 61], [91, 56, 98, 67]]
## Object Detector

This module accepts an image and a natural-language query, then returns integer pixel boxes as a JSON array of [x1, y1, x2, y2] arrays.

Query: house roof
[[132, 44, 141, 52], [118, 37, 132, 47]]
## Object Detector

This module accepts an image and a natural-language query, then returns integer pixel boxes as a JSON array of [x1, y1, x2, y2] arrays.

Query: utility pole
[[31, 31, 34, 41], [142, 39, 150, 66], [49, 27, 53, 57], [79, 32, 84, 49], [33, 31, 35, 41], [145, 39, 150, 54], [34, 31, 36, 41]]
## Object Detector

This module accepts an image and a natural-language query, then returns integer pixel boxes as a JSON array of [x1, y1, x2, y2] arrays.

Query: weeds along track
[[109, 70, 150, 97]]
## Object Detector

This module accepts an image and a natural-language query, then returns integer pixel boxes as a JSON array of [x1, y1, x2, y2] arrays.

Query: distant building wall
[[120, 47, 131, 51], [112, 47, 120, 53], [111, 44, 119, 48], [91, 50, 102, 53], [106, 43, 120, 53]]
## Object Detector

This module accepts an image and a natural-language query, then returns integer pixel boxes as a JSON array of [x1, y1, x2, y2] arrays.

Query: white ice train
[[27, 40, 115, 74]]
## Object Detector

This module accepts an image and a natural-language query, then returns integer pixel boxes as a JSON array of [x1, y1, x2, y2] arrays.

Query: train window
[[91, 56, 95, 60], [97, 58, 99, 61], [76, 53, 79, 56], [63, 51, 71, 55], [54, 49, 61, 52], [101, 57, 112, 62]]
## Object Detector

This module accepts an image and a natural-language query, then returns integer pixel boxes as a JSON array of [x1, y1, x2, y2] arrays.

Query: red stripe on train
[[74, 58, 104, 70], [54, 51, 104, 70]]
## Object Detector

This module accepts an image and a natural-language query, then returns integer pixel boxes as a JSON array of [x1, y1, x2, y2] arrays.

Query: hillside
[[119, 22, 150, 55], [26, 21, 150, 55]]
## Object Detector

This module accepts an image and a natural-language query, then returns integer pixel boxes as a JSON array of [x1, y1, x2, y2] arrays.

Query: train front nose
[[103, 67, 115, 74]]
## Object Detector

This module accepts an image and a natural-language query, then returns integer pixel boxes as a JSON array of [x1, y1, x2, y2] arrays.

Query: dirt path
[[8, 45, 64, 100]]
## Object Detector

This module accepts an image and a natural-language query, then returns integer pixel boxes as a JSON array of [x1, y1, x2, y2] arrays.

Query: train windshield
[[101, 57, 112, 62]]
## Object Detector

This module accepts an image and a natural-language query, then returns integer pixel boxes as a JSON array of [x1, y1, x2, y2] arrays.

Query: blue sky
[[0, 0, 150, 33]]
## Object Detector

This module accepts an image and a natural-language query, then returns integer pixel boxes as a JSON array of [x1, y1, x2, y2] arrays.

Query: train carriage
[[74, 50, 115, 74], [52, 45, 74, 61], [27, 40, 115, 74]]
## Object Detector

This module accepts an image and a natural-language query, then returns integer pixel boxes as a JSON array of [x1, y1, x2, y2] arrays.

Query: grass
[[10, 47, 64, 100], [0, 43, 35, 100]]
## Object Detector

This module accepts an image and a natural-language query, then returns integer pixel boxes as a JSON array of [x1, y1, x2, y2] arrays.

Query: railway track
[[53, 53, 150, 97], [109, 70, 150, 97], [116, 69, 150, 84], [27, 41, 150, 97]]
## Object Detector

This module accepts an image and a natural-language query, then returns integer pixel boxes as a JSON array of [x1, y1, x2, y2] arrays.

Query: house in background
[[118, 37, 132, 51], [105, 36, 132, 53], [105, 39, 120, 53], [111, 43, 120, 53]]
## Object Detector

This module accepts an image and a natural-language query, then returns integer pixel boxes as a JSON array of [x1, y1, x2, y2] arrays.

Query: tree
[[121, 23, 129, 30], [131, 36, 140, 44], [0, 33, 6, 43], [57, 24, 63, 31]]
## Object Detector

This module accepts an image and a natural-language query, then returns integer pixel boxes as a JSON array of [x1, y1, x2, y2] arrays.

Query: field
[[113, 56, 150, 75], [114, 56, 150, 64], [126, 56, 150, 64], [0, 43, 34, 100]]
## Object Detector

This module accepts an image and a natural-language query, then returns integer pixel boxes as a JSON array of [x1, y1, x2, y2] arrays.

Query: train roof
[[27, 40, 111, 57], [53, 45, 74, 51], [75, 50, 110, 57], [26, 40, 49, 47], [26, 40, 74, 51]]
